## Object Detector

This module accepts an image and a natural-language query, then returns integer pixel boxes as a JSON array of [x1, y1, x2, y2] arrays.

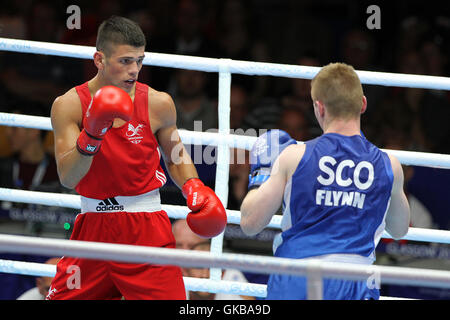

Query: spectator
[[0, 104, 74, 238], [0, 1, 84, 108], [420, 35, 448, 77], [340, 29, 376, 71], [160, 69, 218, 207], [0, 2, 27, 40], [172, 0, 218, 58], [230, 84, 251, 131], [0, 126, 13, 158], [281, 55, 320, 114], [280, 54, 321, 138], [150, 0, 219, 93], [244, 97, 282, 131], [418, 36, 450, 153], [0, 104, 59, 192], [382, 48, 450, 153], [215, 0, 271, 99], [172, 219, 253, 300], [228, 84, 252, 211], [278, 107, 311, 142], [228, 148, 250, 210], [16, 258, 60, 300], [340, 28, 387, 126], [370, 96, 425, 150], [172, 69, 217, 131], [216, 0, 252, 61]]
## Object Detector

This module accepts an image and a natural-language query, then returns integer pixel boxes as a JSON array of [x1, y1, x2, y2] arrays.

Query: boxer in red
[[47, 16, 227, 300]]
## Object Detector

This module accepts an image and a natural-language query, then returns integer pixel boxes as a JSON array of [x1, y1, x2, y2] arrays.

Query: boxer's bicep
[[50, 92, 90, 188], [51, 94, 81, 162], [240, 155, 287, 235], [240, 145, 303, 236]]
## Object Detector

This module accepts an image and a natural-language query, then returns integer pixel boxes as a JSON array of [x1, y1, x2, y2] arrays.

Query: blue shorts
[[266, 274, 380, 300]]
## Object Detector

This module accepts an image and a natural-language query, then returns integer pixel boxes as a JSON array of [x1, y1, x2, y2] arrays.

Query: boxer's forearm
[[56, 147, 93, 189], [166, 159, 199, 190], [240, 189, 264, 236]]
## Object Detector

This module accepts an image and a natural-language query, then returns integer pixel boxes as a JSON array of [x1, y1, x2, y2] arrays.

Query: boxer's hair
[[311, 62, 364, 119], [96, 15, 146, 56]]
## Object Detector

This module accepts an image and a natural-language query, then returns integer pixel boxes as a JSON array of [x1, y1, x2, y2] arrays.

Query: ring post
[[209, 58, 232, 281]]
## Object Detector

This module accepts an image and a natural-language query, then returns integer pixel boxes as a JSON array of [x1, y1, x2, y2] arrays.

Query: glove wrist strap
[[76, 129, 102, 156], [182, 177, 203, 199], [248, 167, 271, 190]]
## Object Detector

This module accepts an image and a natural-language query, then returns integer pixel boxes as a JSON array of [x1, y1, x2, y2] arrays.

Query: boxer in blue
[[240, 63, 410, 300]]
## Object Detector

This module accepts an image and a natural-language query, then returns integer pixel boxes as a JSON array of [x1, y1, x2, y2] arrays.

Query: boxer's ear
[[314, 100, 325, 117], [361, 96, 367, 114], [94, 51, 105, 70]]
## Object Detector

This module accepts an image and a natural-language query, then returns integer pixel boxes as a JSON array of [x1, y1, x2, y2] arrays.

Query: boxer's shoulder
[[148, 87, 175, 110], [53, 87, 82, 108], [277, 142, 306, 178], [51, 87, 83, 126], [281, 142, 305, 157], [147, 87, 176, 128]]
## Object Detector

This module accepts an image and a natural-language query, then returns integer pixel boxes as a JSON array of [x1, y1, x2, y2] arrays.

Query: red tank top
[[75, 82, 166, 199]]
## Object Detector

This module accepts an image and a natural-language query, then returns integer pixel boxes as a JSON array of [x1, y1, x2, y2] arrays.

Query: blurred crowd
[[0, 0, 448, 226]]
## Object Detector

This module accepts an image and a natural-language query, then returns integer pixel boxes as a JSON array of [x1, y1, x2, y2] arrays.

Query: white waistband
[[80, 189, 162, 213], [305, 254, 374, 265]]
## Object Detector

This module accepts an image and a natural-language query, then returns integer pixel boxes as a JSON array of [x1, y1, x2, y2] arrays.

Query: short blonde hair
[[311, 62, 363, 119]]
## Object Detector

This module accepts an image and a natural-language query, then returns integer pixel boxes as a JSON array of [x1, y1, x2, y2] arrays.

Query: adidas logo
[[96, 197, 124, 212]]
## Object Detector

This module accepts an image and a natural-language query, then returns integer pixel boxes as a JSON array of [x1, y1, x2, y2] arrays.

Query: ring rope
[[0, 259, 268, 298], [1, 37, 450, 90], [1, 112, 450, 169], [0, 258, 418, 300], [0, 234, 449, 292], [0, 187, 449, 244]]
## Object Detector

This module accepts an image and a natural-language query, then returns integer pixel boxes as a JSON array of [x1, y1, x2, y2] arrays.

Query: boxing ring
[[0, 37, 450, 300]]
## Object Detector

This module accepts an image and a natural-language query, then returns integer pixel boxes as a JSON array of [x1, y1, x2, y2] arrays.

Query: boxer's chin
[[122, 79, 136, 91]]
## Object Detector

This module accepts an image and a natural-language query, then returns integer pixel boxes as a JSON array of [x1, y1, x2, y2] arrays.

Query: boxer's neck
[[322, 117, 361, 137]]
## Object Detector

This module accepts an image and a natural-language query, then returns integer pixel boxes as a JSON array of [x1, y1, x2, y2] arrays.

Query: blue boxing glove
[[248, 129, 297, 190]]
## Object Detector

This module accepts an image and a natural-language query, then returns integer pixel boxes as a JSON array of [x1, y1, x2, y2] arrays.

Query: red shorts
[[46, 210, 186, 300]]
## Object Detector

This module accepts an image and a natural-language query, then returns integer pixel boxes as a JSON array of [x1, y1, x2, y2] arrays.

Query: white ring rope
[[1, 36, 450, 299], [0, 234, 449, 292], [0, 258, 417, 299], [0, 259, 268, 298], [0, 187, 449, 245], [1, 112, 450, 169], [0, 259, 419, 299], [1, 37, 450, 90]]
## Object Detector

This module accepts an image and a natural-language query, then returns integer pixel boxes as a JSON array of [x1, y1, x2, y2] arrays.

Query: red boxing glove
[[182, 178, 227, 238], [77, 86, 134, 156]]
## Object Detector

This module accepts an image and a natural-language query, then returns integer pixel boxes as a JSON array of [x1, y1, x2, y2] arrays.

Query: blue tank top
[[274, 133, 393, 262]]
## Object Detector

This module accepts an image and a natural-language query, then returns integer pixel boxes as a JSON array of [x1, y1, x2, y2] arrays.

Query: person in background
[[16, 258, 60, 300], [0, 104, 59, 193], [172, 219, 253, 300]]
